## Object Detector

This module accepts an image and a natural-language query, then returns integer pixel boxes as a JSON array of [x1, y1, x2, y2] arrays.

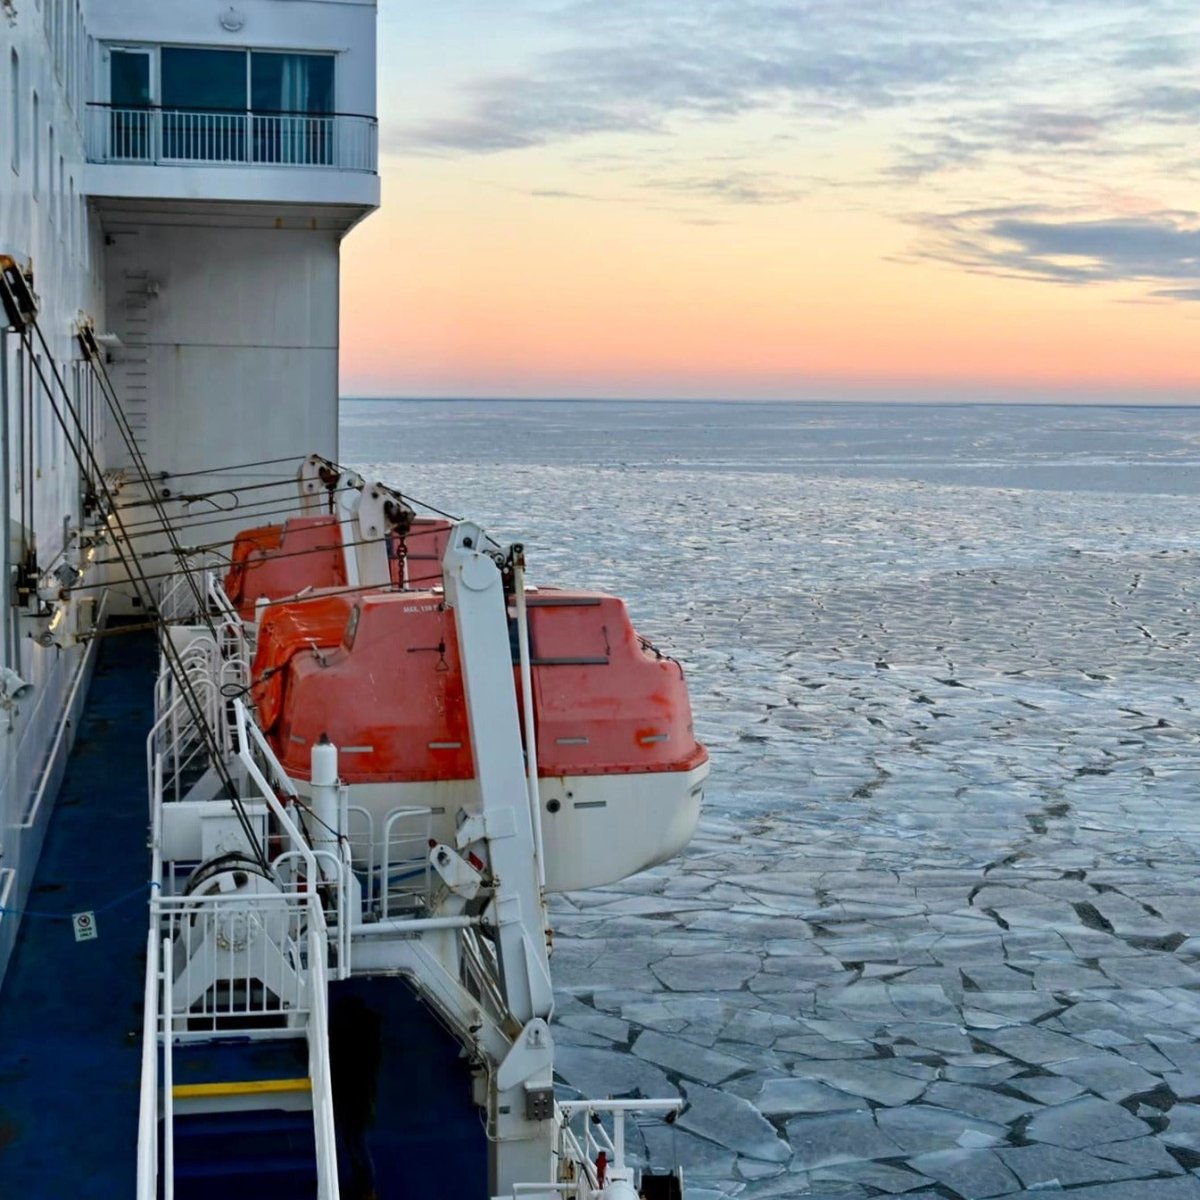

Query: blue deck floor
[[0, 625, 156, 1199], [0, 623, 488, 1199]]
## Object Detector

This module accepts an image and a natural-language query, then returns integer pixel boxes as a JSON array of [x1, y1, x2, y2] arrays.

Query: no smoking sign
[[72, 911, 98, 943]]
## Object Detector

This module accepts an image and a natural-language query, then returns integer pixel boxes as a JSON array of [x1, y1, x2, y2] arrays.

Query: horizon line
[[339, 395, 1200, 410]]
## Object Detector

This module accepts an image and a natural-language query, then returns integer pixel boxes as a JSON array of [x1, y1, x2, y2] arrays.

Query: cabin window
[[11, 343, 22, 495], [108, 48, 152, 161], [47, 126, 55, 221], [251, 53, 333, 114], [161, 47, 246, 113], [8, 51, 17, 174], [31, 92, 38, 196], [161, 47, 247, 161], [251, 52, 334, 164]]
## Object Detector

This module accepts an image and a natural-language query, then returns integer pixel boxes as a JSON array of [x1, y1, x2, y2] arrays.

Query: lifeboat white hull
[[298, 762, 708, 893]]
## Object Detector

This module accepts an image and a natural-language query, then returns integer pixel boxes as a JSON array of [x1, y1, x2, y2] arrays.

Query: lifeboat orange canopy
[[224, 516, 454, 620], [225, 516, 346, 621], [251, 589, 707, 784]]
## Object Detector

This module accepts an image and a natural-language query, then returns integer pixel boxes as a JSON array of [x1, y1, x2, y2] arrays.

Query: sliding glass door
[[108, 48, 152, 160], [251, 53, 334, 165], [161, 47, 247, 162]]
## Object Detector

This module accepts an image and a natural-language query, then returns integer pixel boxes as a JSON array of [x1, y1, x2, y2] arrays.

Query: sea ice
[[1161, 1103, 1200, 1150], [632, 1030, 748, 1085], [997, 1144, 1157, 1188], [553, 1045, 674, 1101], [1092, 1136, 1184, 1175], [400, 407, 1200, 1193], [1024, 1096, 1151, 1149], [811, 1160, 931, 1194], [875, 1104, 1005, 1154], [651, 953, 761, 993], [1047, 1052, 1161, 1100], [906, 1148, 1020, 1198], [754, 1077, 862, 1116], [975, 1025, 1088, 1065], [784, 1110, 902, 1171], [678, 1082, 792, 1163], [797, 1060, 931, 1106]]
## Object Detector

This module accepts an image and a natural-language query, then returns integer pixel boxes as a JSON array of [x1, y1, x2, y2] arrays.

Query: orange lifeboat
[[250, 587, 708, 891], [224, 515, 453, 620]]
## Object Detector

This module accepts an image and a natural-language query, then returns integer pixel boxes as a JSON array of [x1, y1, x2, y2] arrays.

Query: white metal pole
[[310, 734, 340, 881], [162, 935, 175, 1200], [512, 554, 546, 891]]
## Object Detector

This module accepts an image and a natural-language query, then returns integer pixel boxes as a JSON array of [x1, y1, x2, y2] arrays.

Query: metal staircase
[[137, 592, 342, 1200], [167, 1037, 317, 1200]]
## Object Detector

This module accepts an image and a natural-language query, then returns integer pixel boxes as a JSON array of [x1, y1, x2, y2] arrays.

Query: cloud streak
[[386, 1, 1200, 303], [916, 208, 1200, 294], [396, 1, 1199, 160]]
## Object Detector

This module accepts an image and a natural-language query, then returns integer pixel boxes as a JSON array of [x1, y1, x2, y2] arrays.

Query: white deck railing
[[137, 686, 343, 1199], [87, 105, 378, 173]]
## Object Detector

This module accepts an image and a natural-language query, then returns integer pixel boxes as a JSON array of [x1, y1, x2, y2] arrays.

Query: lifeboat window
[[524, 604, 611, 666], [344, 604, 361, 648]]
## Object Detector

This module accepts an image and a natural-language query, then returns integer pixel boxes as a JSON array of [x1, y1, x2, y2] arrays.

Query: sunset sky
[[340, 1, 1200, 401]]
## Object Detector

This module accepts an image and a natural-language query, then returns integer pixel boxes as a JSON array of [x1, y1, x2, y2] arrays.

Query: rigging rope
[[157, 453, 322, 480], [116, 475, 313, 510], [65, 523, 448, 589], [22, 325, 270, 874], [110, 485, 363, 535]]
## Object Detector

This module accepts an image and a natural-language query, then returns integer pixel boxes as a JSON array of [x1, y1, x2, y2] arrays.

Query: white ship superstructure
[[1, 0, 106, 977], [0, 4, 704, 1198], [0, 0, 378, 982]]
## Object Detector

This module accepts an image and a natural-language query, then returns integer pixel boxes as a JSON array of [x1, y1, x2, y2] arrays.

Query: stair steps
[[164, 1037, 319, 1200], [167, 1107, 317, 1200]]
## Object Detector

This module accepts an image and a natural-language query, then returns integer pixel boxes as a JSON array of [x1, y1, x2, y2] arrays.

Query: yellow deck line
[[173, 1078, 312, 1099]]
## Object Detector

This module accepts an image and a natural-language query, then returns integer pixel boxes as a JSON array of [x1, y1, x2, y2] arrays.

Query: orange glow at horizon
[[341, 165, 1200, 400]]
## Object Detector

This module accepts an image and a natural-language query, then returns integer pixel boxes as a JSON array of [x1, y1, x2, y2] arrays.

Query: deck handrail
[[144, 676, 220, 814], [86, 104, 378, 173], [307, 902, 340, 1200], [233, 699, 316, 895], [135, 759, 165, 1200], [380, 806, 434, 918], [134, 927, 161, 1200], [161, 934, 176, 1200]]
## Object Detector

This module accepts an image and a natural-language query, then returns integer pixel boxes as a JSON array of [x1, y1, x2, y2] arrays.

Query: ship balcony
[[84, 104, 379, 210]]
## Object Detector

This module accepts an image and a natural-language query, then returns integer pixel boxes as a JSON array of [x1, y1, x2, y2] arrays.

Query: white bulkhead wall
[[99, 208, 341, 479], [0, 0, 110, 982]]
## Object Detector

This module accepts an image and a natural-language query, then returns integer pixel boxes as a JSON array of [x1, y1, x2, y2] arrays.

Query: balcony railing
[[86, 104, 378, 173]]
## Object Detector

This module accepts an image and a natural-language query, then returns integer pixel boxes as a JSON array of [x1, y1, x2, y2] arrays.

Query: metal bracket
[[430, 843, 483, 900], [0, 256, 38, 330], [296, 453, 343, 513], [455, 806, 517, 850], [12, 547, 39, 610], [496, 1017, 554, 1091]]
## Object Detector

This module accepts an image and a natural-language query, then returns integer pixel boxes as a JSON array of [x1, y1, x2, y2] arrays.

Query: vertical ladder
[[117, 267, 152, 461]]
